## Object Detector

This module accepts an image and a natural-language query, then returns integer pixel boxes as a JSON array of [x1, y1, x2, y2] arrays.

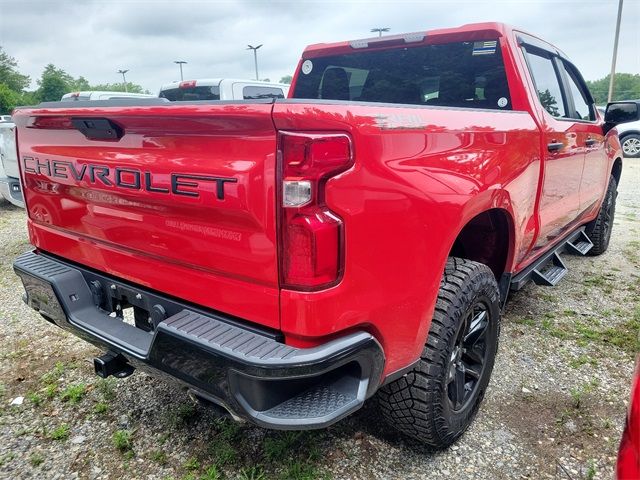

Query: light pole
[[117, 69, 129, 92], [370, 27, 390, 37], [247, 44, 262, 80], [174, 60, 187, 81], [607, 0, 624, 102]]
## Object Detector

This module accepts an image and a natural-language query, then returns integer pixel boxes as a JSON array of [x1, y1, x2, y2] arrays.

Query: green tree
[[0, 47, 30, 92], [37, 64, 74, 101], [89, 82, 146, 93], [0, 83, 21, 114], [585, 73, 640, 104], [279, 75, 293, 85]]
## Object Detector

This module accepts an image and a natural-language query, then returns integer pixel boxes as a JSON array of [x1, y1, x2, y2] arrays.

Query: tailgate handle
[[71, 117, 123, 141]]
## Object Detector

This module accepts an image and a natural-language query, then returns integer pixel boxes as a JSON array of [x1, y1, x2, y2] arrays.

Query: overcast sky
[[0, 0, 638, 93]]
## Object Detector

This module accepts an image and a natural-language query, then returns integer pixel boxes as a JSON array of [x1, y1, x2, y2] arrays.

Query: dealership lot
[[0, 160, 638, 480]]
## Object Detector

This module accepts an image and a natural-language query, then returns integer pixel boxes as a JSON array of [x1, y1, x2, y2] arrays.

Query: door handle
[[547, 142, 564, 152], [585, 137, 597, 147]]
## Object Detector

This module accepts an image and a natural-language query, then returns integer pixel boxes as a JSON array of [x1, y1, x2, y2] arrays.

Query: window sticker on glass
[[472, 41, 497, 56], [302, 60, 313, 75]]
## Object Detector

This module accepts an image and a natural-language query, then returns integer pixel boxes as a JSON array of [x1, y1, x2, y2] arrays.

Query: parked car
[[159, 78, 289, 101], [61, 91, 156, 101], [10, 22, 630, 448], [614, 110, 640, 158], [0, 115, 12, 123], [0, 121, 23, 207]]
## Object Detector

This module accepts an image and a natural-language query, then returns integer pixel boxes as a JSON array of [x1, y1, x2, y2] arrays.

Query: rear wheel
[[585, 175, 617, 256], [377, 257, 500, 448]]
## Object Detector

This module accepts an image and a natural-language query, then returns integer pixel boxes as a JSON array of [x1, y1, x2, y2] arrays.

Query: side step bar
[[511, 227, 593, 292]]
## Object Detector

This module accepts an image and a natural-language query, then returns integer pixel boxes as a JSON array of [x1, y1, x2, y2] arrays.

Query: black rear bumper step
[[14, 250, 385, 429], [510, 227, 593, 291]]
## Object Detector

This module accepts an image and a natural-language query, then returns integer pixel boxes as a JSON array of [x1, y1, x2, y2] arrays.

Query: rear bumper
[[14, 250, 384, 429], [0, 176, 24, 208]]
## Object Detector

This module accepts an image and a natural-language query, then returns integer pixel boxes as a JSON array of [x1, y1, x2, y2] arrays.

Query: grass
[[569, 379, 599, 409], [96, 378, 117, 401], [94, 402, 109, 414], [40, 362, 65, 386], [238, 466, 264, 480], [0, 382, 5, 399], [168, 402, 197, 427], [49, 423, 70, 441], [201, 465, 222, 480], [150, 450, 167, 465], [569, 355, 598, 369], [183, 457, 201, 471], [27, 392, 43, 407], [29, 452, 44, 467], [112, 430, 133, 452], [60, 383, 86, 404]]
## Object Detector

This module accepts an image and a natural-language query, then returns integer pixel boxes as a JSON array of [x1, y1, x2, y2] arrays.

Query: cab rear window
[[160, 86, 220, 101], [293, 40, 512, 110]]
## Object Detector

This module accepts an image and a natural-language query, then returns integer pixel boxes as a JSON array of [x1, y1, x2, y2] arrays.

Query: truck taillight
[[278, 131, 353, 290]]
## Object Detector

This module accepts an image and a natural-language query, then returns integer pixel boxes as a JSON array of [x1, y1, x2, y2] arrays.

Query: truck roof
[[301, 22, 564, 58]]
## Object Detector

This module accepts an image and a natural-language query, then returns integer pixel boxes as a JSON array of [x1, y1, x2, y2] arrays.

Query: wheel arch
[[447, 207, 516, 282]]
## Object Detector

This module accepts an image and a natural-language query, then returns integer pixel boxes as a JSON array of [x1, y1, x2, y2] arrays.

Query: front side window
[[293, 40, 512, 110], [525, 51, 566, 118], [242, 86, 285, 99], [562, 63, 594, 121]]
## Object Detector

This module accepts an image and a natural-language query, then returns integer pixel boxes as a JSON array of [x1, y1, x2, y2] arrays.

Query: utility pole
[[247, 44, 262, 80], [608, 0, 624, 102], [117, 69, 129, 92], [370, 27, 390, 37], [174, 61, 187, 81]]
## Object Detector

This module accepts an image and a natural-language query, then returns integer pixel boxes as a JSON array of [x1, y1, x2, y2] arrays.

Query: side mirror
[[605, 101, 640, 125]]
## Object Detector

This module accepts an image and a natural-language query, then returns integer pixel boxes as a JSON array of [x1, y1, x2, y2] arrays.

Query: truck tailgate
[[13, 103, 280, 329]]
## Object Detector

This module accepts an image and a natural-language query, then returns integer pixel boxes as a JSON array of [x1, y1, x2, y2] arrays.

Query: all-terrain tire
[[585, 175, 617, 256], [377, 257, 500, 448]]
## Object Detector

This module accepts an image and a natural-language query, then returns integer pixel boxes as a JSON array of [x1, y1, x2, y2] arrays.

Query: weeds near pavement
[[60, 383, 86, 404], [27, 392, 43, 407], [183, 456, 201, 471], [29, 453, 44, 467], [569, 379, 599, 409], [96, 378, 117, 401], [112, 429, 133, 452], [49, 423, 70, 441], [167, 402, 197, 428], [238, 466, 265, 480], [150, 450, 167, 465]]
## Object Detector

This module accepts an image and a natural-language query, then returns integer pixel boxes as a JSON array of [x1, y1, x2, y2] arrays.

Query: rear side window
[[524, 52, 566, 118], [242, 86, 285, 99], [293, 40, 512, 110], [159, 86, 220, 101], [561, 63, 594, 121]]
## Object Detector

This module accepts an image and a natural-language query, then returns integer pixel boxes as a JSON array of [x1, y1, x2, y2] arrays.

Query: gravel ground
[[0, 160, 638, 480]]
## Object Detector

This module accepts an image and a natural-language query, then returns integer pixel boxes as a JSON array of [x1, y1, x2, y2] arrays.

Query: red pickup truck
[[11, 22, 634, 448]]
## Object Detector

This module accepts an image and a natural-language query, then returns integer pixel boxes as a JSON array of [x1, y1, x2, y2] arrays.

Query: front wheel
[[377, 257, 500, 448], [621, 133, 640, 158]]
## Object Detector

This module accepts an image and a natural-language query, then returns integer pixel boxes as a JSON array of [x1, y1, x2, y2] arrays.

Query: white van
[[158, 79, 289, 102], [61, 91, 155, 101]]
